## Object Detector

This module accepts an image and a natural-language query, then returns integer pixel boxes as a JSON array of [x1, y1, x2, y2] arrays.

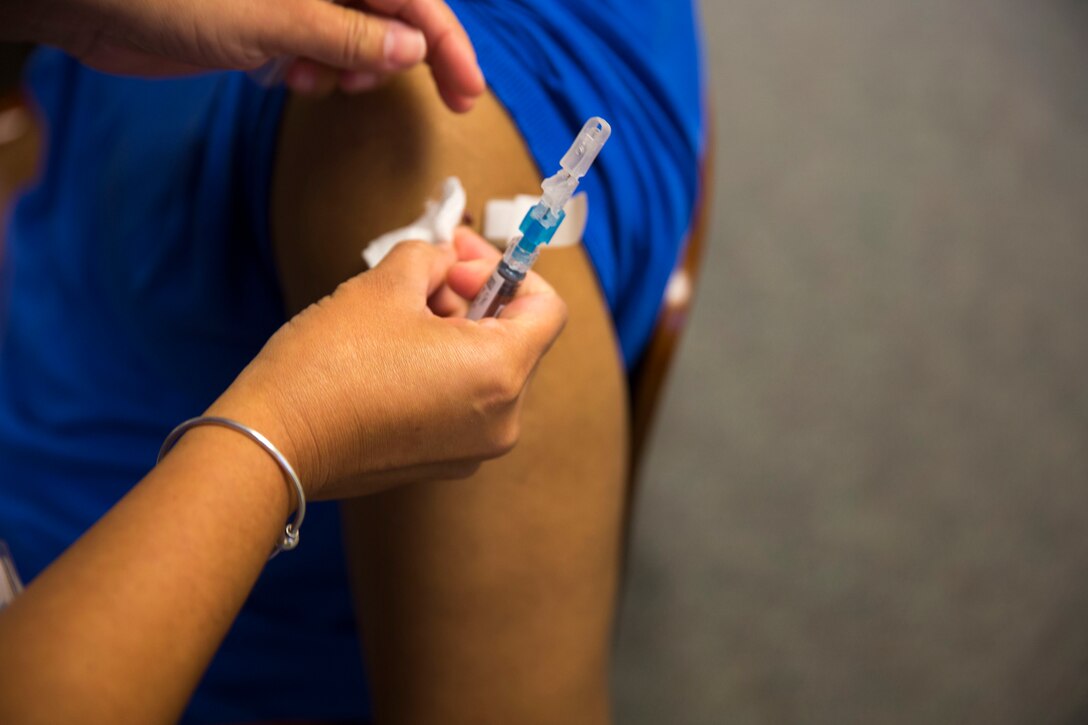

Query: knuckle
[[401, 240, 433, 257], [341, 12, 382, 67], [484, 364, 524, 406], [500, 368, 526, 403], [387, 240, 431, 266], [488, 418, 520, 458], [467, 372, 524, 457], [477, 342, 525, 397]]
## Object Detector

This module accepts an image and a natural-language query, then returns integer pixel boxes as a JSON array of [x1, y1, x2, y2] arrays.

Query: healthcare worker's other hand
[[209, 229, 567, 500], [0, 0, 484, 110]]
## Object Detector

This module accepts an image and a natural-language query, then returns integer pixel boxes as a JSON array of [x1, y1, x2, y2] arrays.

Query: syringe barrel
[[467, 262, 523, 320], [467, 117, 608, 319], [465, 210, 558, 320]]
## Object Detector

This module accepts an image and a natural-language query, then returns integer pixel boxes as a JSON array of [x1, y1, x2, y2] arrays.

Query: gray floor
[[613, 2, 1088, 723]]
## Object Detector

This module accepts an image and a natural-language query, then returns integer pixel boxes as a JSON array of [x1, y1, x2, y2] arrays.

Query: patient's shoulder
[[270, 67, 544, 311]]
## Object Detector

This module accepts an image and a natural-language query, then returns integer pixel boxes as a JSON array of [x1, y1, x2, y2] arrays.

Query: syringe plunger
[[540, 117, 611, 213]]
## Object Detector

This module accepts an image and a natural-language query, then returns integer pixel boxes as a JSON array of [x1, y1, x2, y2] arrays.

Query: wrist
[[158, 413, 309, 556], [166, 423, 295, 513], [202, 388, 327, 502]]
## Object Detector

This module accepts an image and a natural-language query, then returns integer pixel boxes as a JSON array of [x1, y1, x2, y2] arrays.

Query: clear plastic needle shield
[[467, 117, 611, 320]]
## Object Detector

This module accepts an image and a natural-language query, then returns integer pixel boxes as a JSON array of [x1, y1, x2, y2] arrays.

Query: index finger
[[375, 240, 458, 302], [452, 226, 501, 262]]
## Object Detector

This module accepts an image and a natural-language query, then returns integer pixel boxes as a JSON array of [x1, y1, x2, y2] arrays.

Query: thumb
[[484, 274, 568, 357], [265, 0, 427, 72]]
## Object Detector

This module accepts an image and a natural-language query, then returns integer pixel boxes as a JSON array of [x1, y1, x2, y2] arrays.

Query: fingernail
[[384, 21, 427, 69], [341, 71, 380, 93], [286, 64, 317, 93]]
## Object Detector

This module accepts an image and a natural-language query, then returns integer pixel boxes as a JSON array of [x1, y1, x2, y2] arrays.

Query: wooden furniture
[[0, 92, 39, 256], [628, 130, 715, 484]]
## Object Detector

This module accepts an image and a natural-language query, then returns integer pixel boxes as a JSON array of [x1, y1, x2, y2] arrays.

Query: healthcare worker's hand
[[0, 0, 484, 110], [208, 229, 567, 500], [0, 229, 561, 724]]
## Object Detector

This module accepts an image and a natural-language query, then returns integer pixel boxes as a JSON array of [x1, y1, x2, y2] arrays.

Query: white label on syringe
[[467, 267, 522, 320]]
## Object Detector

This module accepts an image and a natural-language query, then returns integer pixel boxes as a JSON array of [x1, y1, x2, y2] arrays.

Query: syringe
[[467, 117, 611, 320]]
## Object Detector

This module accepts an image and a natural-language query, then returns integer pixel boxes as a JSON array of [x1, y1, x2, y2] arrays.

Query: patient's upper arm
[[269, 68, 629, 724], [271, 67, 543, 314]]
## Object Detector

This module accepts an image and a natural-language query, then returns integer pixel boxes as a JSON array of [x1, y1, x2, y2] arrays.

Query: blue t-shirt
[[0, 2, 703, 721]]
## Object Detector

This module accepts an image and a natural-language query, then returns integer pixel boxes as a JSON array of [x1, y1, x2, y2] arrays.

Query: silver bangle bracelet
[[157, 416, 306, 556]]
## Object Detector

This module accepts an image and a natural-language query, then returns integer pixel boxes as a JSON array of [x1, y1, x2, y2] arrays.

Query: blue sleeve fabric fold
[[450, 0, 705, 367]]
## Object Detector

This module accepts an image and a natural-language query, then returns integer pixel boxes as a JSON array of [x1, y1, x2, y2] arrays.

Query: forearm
[[0, 425, 291, 724]]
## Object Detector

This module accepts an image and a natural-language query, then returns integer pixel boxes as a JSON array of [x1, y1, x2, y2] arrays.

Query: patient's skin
[[273, 66, 628, 724]]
